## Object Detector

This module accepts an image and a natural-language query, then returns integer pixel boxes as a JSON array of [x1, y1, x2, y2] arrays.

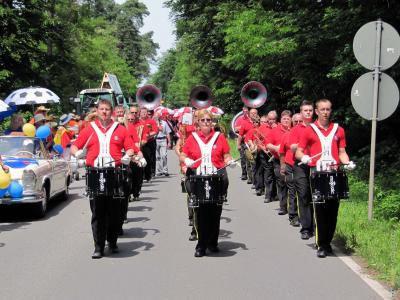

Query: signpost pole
[[368, 20, 382, 221]]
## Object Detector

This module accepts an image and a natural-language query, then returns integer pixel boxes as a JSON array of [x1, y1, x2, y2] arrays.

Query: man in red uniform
[[140, 107, 159, 181], [289, 100, 314, 240], [71, 99, 138, 259], [235, 106, 251, 180], [296, 99, 355, 258], [279, 114, 302, 227], [266, 110, 291, 215]]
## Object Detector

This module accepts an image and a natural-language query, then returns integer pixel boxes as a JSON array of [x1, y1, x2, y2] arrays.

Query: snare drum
[[188, 174, 226, 207], [86, 167, 127, 198], [310, 170, 349, 203]]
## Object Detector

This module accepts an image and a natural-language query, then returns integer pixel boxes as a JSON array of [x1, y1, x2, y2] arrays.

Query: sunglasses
[[127, 119, 134, 121], [293, 120, 302, 124], [200, 118, 212, 123]]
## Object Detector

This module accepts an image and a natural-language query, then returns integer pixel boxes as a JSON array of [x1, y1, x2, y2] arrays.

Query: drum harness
[[192, 131, 220, 175], [90, 121, 119, 168], [310, 123, 339, 172]]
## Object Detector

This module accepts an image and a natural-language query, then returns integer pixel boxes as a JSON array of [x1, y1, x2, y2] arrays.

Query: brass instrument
[[190, 85, 213, 109], [178, 124, 187, 153], [241, 81, 268, 108], [136, 84, 162, 110], [252, 128, 274, 162], [137, 125, 144, 148]]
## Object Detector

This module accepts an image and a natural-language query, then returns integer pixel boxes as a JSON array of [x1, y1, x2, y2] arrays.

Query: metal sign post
[[352, 20, 400, 220]]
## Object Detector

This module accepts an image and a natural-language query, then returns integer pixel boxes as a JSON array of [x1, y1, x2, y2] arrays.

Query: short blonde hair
[[196, 109, 214, 121]]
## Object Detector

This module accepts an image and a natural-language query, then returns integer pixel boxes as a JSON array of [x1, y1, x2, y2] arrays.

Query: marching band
[[18, 81, 355, 260]]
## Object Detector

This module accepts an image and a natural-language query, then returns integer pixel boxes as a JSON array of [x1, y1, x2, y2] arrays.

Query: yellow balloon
[[0, 168, 11, 189], [23, 123, 36, 137]]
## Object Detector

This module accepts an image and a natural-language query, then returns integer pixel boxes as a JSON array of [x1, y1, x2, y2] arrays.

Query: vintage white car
[[0, 136, 71, 217]]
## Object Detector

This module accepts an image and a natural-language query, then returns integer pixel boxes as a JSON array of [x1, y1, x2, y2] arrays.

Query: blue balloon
[[53, 144, 64, 154], [0, 188, 7, 197], [9, 181, 23, 198], [36, 125, 51, 139]]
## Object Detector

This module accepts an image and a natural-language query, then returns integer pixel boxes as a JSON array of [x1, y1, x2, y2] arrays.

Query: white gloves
[[227, 160, 237, 168], [184, 158, 195, 167], [139, 157, 147, 168], [344, 161, 356, 171], [121, 154, 131, 165], [74, 149, 86, 159], [301, 155, 311, 165]]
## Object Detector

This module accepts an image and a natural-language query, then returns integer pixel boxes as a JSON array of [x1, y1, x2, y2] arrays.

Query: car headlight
[[22, 170, 37, 192]]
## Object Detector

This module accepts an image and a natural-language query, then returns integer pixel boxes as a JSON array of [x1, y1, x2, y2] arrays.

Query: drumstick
[[212, 158, 241, 174], [82, 133, 94, 150], [298, 150, 327, 165]]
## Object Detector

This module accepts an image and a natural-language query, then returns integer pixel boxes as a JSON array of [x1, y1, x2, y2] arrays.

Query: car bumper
[[0, 193, 44, 205]]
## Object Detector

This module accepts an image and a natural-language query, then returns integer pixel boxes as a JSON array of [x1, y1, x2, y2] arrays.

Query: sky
[[116, 0, 176, 75]]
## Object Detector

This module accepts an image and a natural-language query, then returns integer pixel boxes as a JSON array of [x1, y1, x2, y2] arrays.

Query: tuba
[[136, 84, 162, 110], [240, 81, 267, 108], [190, 85, 213, 109]]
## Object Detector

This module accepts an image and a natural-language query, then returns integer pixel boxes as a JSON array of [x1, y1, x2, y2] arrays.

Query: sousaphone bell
[[240, 81, 267, 108], [136, 84, 162, 110], [190, 85, 213, 109]]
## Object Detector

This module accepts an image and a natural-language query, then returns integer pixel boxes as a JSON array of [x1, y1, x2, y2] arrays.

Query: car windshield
[[81, 93, 113, 113], [0, 136, 42, 157]]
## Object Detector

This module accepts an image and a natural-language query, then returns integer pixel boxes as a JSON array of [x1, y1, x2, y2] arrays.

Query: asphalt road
[[0, 151, 383, 300]]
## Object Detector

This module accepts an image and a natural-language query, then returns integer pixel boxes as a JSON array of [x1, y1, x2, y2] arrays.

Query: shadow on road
[[220, 216, 231, 223], [127, 216, 150, 223], [140, 189, 158, 194], [139, 196, 157, 201], [110, 240, 154, 258], [208, 241, 248, 257], [120, 227, 160, 239], [128, 205, 153, 212], [219, 229, 233, 239]]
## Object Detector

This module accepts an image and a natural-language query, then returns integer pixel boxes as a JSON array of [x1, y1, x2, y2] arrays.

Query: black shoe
[[208, 245, 220, 253], [264, 198, 272, 203], [164, 173, 169, 177], [194, 248, 206, 257], [109, 244, 119, 254], [326, 244, 333, 254], [247, 180, 252, 184], [188, 219, 194, 226], [92, 250, 103, 259], [317, 248, 327, 258], [301, 231, 311, 240], [290, 218, 300, 227], [278, 209, 288, 215], [189, 233, 197, 241], [256, 190, 262, 196], [241, 176, 248, 181]]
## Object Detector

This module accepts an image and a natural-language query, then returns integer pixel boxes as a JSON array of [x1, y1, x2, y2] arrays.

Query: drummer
[[295, 98, 355, 258], [71, 99, 138, 259], [179, 109, 235, 257]]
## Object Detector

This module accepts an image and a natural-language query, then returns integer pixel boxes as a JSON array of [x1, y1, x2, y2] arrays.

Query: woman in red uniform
[[179, 109, 235, 257]]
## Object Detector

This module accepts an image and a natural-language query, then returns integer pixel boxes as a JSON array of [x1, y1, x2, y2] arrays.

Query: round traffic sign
[[353, 21, 400, 71], [351, 72, 399, 121]]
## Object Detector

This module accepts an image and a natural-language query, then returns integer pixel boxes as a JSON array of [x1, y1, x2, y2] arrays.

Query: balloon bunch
[[0, 166, 23, 198]]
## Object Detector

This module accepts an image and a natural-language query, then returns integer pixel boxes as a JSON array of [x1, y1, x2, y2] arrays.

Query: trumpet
[[251, 129, 274, 162]]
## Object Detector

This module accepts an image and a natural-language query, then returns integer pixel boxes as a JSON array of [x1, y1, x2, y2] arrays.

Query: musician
[[266, 110, 291, 215], [126, 108, 148, 202], [113, 105, 126, 124], [289, 100, 315, 240], [155, 111, 171, 176], [140, 107, 158, 182], [279, 113, 302, 227], [180, 109, 235, 257], [236, 106, 251, 181], [246, 116, 262, 192], [71, 99, 137, 259], [296, 99, 355, 258]]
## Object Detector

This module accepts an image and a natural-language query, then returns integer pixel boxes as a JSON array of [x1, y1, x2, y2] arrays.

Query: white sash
[[192, 132, 220, 175], [310, 123, 338, 171], [91, 121, 119, 167]]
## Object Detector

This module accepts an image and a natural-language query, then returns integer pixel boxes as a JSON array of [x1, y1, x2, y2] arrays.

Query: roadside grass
[[336, 176, 400, 290], [228, 139, 239, 159]]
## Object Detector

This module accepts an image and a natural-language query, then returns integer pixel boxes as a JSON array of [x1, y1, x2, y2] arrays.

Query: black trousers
[[129, 162, 143, 198], [239, 143, 248, 177], [259, 152, 275, 200], [313, 199, 340, 249], [293, 162, 313, 233], [273, 158, 288, 211], [90, 195, 120, 251], [141, 140, 156, 180], [285, 164, 298, 219], [253, 152, 263, 190], [185, 168, 228, 250]]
